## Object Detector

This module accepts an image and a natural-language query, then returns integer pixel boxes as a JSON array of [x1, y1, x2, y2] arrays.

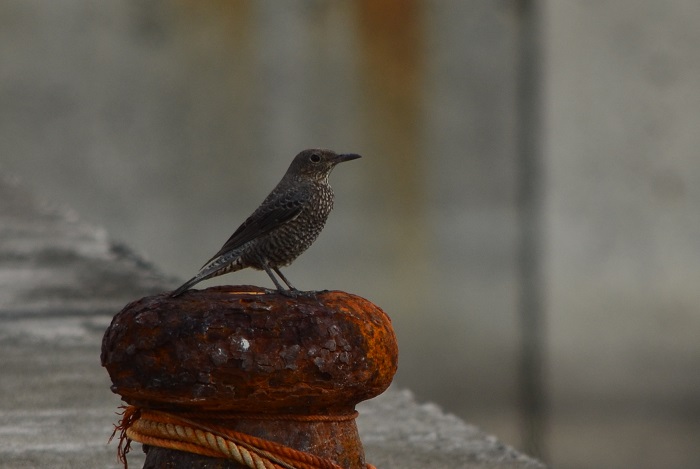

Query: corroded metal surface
[[101, 285, 398, 468], [101, 285, 397, 414]]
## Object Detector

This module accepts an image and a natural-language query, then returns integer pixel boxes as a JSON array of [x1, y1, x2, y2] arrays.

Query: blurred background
[[2, 1, 699, 468]]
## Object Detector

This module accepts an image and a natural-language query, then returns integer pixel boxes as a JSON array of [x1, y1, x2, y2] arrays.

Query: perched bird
[[171, 149, 361, 297]]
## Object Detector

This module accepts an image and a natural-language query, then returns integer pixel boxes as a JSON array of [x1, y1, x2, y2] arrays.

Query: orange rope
[[111, 406, 377, 469], [175, 410, 360, 422]]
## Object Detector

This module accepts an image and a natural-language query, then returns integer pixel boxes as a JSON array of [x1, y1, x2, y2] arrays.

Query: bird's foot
[[274, 288, 317, 299]]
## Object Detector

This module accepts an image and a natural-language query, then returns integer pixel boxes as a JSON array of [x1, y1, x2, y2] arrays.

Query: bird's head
[[287, 149, 361, 182]]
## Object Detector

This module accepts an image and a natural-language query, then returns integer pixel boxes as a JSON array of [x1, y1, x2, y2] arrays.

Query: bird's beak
[[335, 153, 362, 163]]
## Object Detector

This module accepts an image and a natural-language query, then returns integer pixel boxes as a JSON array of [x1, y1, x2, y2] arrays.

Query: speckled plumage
[[171, 149, 361, 296]]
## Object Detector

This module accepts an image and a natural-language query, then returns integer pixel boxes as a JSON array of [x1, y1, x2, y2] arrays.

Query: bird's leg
[[273, 267, 317, 298], [272, 267, 297, 291], [261, 262, 286, 292]]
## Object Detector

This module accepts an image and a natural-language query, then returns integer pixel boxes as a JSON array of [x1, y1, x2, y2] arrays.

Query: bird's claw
[[276, 289, 317, 299]]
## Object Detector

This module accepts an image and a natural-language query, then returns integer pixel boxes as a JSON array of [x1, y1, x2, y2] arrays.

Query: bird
[[171, 149, 361, 297]]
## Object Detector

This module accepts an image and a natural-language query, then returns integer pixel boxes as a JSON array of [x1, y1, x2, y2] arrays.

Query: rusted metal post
[[101, 285, 398, 469]]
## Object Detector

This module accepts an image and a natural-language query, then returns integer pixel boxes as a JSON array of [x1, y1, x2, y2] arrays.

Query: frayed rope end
[[108, 405, 141, 469]]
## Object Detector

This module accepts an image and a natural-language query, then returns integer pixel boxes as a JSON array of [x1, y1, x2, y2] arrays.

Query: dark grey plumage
[[171, 149, 361, 297]]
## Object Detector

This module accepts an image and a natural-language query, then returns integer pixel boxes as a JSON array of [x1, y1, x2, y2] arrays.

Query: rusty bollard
[[101, 285, 398, 469]]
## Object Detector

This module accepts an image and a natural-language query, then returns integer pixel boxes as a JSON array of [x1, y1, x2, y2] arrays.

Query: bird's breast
[[241, 183, 334, 268]]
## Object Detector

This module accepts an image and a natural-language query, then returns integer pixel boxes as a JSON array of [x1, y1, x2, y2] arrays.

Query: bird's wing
[[202, 189, 305, 266]]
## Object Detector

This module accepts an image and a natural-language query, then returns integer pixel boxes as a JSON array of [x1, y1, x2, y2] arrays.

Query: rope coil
[[111, 406, 376, 469]]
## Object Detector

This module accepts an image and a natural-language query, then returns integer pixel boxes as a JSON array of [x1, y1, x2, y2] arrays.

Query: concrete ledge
[[0, 174, 544, 469]]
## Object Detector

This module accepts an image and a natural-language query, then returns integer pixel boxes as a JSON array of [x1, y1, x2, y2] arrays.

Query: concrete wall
[[545, 1, 700, 467], [2, 1, 699, 468]]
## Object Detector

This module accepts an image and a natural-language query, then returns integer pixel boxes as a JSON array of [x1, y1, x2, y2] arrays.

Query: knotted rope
[[110, 406, 377, 469]]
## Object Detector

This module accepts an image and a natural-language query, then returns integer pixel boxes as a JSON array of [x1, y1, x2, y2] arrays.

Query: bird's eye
[[310, 153, 322, 163]]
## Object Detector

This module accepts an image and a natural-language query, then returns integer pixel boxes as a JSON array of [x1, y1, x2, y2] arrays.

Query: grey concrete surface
[[4, 3, 700, 468], [545, 2, 700, 467], [0, 175, 544, 468]]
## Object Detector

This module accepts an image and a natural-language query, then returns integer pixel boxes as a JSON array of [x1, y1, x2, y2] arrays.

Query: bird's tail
[[170, 275, 204, 297], [170, 253, 242, 297]]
